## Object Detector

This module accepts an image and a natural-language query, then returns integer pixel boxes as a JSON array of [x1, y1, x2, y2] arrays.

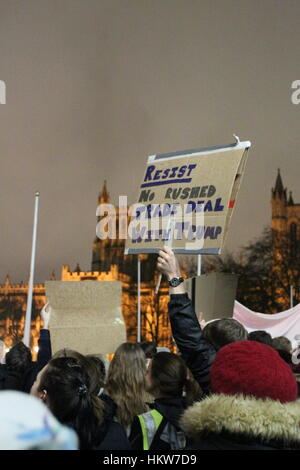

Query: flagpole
[[23, 192, 40, 347], [137, 255, 141, 342], [197, 254, 201, 276]]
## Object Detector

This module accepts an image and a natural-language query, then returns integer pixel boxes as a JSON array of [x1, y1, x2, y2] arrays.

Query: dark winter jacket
[[0, 364, 22, 391], [169, 294, 216, 394], [21, 329, 52, 393], [181, 393, 300, 450], [94, 419, 131, 450], [130, 397, 187, 451], [100, 393, 118, 420], [94, 393, 131, 450], [0, 329, 52, 393]]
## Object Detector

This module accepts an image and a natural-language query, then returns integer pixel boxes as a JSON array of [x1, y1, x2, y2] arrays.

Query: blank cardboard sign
[[45, 281, 125, 355], [185, 273, 238, 321]]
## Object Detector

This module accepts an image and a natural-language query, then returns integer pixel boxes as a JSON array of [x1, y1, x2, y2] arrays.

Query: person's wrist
[[167, 272, 182, 281]]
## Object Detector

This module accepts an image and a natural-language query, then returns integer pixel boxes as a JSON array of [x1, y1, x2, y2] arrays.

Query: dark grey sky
[[0, 0, 299, 283]]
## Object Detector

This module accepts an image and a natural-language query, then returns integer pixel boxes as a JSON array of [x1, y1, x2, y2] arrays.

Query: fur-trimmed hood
[[181, 394, 300, 447]]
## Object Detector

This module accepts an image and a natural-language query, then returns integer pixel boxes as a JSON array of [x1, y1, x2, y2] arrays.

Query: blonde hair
[[105, 342, 148, 427]]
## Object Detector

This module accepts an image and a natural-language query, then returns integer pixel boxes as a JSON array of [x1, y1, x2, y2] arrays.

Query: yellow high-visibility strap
[[137, 413, 149, 450], [138, 410, 164, 450]]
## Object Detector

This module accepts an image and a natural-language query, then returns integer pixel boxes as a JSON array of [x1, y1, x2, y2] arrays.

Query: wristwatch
[[168, 276, 184, 287]]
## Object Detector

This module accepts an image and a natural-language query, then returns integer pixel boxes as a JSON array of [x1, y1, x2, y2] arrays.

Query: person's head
[[210, 340, 298, 403], [146, 352, 202, 405], [53, 349, 104, 397], [202, 318, 248, 350], [248, 330, 272, 346], [202, 320, 219, 346], [146, 352, 186, 397], [272, 336, 292, 354], [140, 342, 157, 359], [31, 357, 102, 449], [6, 342, 32, 373], [105, 342, 148, 426]]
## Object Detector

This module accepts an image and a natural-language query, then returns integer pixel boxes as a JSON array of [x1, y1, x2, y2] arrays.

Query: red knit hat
[[210, 340, 298, 403]]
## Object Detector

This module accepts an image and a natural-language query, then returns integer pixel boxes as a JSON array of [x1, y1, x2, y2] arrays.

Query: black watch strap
[[168, 277, 184, 287]]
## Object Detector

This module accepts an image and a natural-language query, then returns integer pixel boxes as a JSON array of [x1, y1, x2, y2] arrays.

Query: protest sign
[[125, 138, 251, 254], [45, 281, 125, 355]]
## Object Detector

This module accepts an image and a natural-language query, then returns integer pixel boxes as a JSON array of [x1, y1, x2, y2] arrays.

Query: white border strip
[[148, 141, 251, 163]]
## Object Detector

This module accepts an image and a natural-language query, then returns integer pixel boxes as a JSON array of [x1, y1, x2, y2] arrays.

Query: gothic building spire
[[98, 180, 110, 205], [272, 169, 286, 199], [288, 191, 294, 206], [272, 169, 287, 233]]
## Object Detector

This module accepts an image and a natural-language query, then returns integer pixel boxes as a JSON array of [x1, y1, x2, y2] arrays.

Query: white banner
[[233, 300, 300, 347]]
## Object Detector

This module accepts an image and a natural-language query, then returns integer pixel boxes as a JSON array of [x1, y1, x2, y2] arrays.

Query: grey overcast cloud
[[0, 0, 299, 283]]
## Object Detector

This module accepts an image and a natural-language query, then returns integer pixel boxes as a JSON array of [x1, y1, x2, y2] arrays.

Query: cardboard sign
[[125, 139, 250, 255], [45, 281, 125, 355]]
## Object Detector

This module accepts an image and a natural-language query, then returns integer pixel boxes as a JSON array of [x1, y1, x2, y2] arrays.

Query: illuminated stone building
[[272, 169, 300, 308], [0, 182, 174, 351], [0, 275, 46, 355]]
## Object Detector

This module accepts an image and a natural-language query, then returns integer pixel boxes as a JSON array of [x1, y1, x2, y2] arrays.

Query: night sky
[[0, 0, 299, 283]]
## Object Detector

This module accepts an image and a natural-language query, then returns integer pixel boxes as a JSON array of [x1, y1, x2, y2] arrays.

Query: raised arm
[[157, 247, 216, 394], [37, 302, 52, 368]]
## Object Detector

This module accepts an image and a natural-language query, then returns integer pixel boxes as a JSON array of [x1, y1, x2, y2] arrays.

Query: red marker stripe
[[229, 200, 235, 208]]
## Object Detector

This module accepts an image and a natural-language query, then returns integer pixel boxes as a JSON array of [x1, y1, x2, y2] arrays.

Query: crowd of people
[[0, 246, 299, 450]]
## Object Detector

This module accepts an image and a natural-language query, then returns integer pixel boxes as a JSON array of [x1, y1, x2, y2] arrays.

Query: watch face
[[169, 277, 181, 287]]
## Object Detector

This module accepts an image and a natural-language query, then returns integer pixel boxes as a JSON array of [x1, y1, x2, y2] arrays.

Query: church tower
[[91, 181, 161, 280], [286, 190, 300, 264], [91, 181, 129, 273], [271, 169, 287, 233], [271, 169, 300, 309], [98, 179, 109, 206], [92, 181, 113, 272], [272, 169, 300, 254]]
